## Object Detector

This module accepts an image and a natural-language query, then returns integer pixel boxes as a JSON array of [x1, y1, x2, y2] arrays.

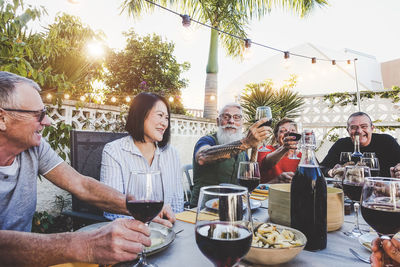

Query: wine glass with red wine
[[195, 185, 252, 267], [342, 165, 371, 238], [287, 122, 302, 160], [361, 177, 400, 266], [255, 106, 272, 152], [237, 161, 260, 193], [126, 170, 164, 267]]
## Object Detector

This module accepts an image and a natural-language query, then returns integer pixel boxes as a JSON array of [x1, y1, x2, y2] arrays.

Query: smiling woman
[[100, 92, 184, 216]]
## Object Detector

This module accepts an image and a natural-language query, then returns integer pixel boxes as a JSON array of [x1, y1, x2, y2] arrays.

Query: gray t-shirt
[[0, 139, 63, 232]]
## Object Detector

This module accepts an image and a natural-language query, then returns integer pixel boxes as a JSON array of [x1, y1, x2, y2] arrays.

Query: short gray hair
[[346, 112, 373, 129], [0, 71, 41, 108], [219, 103, 243, 116]]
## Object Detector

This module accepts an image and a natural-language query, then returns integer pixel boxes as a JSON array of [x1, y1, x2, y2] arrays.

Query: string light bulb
[[284, 51, 290, 59], [347, 60, 351, 64], [244, 39, 253, 59], [46, 93, 52, 100], [311, 57, 317, 64], [111, 96, 117, 103], [332, 60, 336, 65], [125, 96, 131, 102], [168, 96, 174, 102], [181, 15, 191, 27], [64, 93, 70, 100]]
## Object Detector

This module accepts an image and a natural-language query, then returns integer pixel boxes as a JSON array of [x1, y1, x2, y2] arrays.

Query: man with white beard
[[190, 103, 271, 207]]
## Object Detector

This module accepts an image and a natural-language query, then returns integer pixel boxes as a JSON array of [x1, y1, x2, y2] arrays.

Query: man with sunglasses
[[0, 71, 174, 266], [320, 111, 400, 177], [190, 103, 271, 207]]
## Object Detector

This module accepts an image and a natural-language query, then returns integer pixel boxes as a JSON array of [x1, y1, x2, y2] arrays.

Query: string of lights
[[142, 0, 356, 64]]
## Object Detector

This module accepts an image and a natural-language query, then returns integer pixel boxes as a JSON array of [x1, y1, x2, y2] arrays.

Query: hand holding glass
[[126, 171, 164, 267], [287, 122, 302, 160], [255, 106, 272, 152]]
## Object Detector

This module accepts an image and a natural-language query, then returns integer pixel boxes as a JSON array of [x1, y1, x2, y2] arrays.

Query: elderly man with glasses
[[320, 111, 400, 177], [0, 71, 174, 266], [190, 103, 271, 207]]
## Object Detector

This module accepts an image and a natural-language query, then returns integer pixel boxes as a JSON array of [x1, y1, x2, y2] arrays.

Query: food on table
[[252, 223, 303, 248]]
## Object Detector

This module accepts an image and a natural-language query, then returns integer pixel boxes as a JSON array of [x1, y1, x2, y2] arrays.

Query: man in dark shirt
[[320, 112, 400, 177]]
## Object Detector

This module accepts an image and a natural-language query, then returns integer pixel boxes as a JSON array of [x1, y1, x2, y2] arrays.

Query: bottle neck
[[353, 134, 361, 154], [299, 145, 319, 167]]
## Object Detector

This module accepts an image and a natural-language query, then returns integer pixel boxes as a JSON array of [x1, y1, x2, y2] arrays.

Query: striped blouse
[[100, 135, 184, 220]]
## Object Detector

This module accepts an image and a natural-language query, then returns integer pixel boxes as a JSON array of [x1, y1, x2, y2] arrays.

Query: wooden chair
[[62, 130, 128, 228]]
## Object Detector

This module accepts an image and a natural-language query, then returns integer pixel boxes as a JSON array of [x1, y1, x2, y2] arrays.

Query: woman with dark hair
[[100, 92, 184, 221], [257, 118, 300, 183]]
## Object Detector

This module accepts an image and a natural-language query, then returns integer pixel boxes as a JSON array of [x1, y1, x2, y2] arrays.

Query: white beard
[[216, 125, 244, 145]]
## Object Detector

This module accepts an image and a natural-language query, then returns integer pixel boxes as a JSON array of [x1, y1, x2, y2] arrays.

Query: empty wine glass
[[362, 152, 376, 158], [126, 171, 164, 267], [255, 106, 272, 152], [342, 165, 371, 238], [340, 152, 352, 165], [361, 177, 400, 266], [360, 157, 380, 177], [195, 185, 252, 267], [237, 161, 260, 193], [288, 122, 302, 160]]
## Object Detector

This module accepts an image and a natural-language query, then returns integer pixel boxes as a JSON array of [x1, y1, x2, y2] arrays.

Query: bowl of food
[[245, 222, 307, 265]]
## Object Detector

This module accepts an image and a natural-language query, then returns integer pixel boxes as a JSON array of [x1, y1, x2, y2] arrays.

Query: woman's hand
[[371, 237, 400, 267], [281, 135, 298, 152], [152, 204, 175, 228]]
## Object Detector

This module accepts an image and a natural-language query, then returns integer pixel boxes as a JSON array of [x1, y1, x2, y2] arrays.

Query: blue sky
[[26, 0, 400, 109]]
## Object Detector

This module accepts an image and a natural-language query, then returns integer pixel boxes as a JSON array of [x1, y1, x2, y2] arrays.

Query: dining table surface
[[97, 198, 374, 267]]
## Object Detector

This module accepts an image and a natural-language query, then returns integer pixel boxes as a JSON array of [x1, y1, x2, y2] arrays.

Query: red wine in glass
[[258, 119, 272, 128], [342, 183, 363, 201], [361, 203, 400, 236], [238, 177, 260, 192], [195, 222, 252, 267], [288, 132, 302, 141], [126, 200, 164, 223]]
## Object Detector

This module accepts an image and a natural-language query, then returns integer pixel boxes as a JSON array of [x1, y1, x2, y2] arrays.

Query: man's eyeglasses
[[220, 113, 242, 122], [2, 107, 47, 122], [349, 124, 370, 131]]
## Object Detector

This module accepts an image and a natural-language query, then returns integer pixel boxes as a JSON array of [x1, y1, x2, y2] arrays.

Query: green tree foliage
[[104, 30, 190, 114], [240, 75, 305, 127]]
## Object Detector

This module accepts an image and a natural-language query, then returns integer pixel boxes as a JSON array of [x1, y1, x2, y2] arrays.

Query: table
[[119, 202, 372, 267]]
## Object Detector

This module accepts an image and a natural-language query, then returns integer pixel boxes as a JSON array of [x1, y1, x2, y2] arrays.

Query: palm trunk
[[203, 28, 219, 119]]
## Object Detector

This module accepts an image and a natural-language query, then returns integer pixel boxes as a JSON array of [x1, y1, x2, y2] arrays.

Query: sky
[[25, 0, 400, 109]]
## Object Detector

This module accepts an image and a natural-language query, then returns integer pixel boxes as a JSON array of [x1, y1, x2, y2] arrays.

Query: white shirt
[[100, 136, 184, 220]]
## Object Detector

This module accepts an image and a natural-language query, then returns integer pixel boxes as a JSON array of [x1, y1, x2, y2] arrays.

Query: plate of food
[[77, 221, 175, 257], [205, 198, 262, 211], [253, 184, 269, 195]]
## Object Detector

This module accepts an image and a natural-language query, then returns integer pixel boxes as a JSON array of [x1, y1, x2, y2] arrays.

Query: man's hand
[[152, 204, 175, 228], [390, 163, 400, 178], [84, 218, 151, 264], [270, 172, 294, 184], [242, 118, 272, 148], [371, 237, 400, 267]]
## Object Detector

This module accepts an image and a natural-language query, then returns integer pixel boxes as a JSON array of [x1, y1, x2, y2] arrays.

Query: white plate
[[358, 232, 378, 251], [205, 198, 261, 211], [78, 221, 175, 256]]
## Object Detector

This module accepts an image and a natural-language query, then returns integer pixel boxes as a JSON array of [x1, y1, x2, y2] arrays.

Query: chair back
[[182, 164, 193, 206], [69, 130, 129, 218]]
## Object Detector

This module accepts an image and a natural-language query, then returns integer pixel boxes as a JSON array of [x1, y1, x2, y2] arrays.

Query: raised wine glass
[[126, 170, 164, 267], [360, 157, 380, 176], [287, 122, 302, 160], [237, 161, 260, 193], [342, 165, 371, 238], [361, 177, 400, 266], [195, 185, 253, 267], [255, 106, 272, 152]]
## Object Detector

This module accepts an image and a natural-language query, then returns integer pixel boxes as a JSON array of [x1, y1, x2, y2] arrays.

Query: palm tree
[[122, 0, 328, 118]]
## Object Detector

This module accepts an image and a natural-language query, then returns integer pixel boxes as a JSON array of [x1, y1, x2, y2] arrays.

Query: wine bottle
[[290, 130, 327, 251], [351, 133, 363, 163]]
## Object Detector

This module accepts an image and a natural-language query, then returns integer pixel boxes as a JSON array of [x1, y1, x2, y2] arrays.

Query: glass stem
[[353, 202, 361, 233]]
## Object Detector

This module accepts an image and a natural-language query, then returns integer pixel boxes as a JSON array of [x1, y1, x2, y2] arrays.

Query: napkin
[[250, 188, 269, 200], [176, 210, 218, 224]]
